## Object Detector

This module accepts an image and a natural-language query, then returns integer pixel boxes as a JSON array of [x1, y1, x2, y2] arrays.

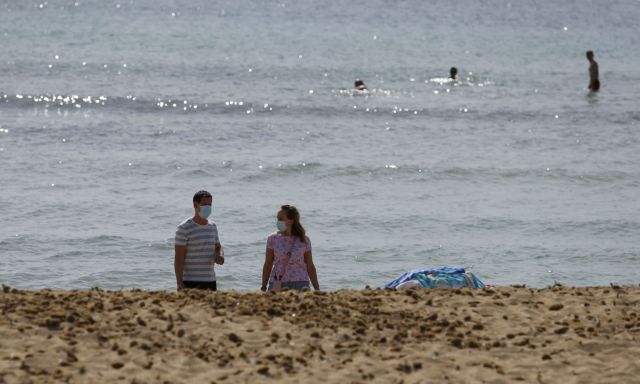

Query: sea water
[[1, 0, 639, 290]]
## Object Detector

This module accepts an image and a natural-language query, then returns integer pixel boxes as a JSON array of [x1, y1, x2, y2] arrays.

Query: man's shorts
[[183, 281, 217, 291]]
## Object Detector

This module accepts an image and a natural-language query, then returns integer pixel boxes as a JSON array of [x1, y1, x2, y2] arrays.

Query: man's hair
[[586, 50, 594, 57], [193, 190, 212, 203]]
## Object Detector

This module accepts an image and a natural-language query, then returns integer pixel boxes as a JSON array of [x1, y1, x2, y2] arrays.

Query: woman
[[261, 205, 320, 292]]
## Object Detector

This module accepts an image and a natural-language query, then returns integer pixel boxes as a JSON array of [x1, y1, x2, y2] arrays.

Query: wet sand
[[1, 285, 639, 383]]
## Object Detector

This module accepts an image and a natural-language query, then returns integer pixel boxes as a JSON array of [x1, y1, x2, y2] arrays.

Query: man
[[354, 79, 367, 91], [449, 67, 458, 80], [586, 50, 600, 92], [174, 190, 224, 291]]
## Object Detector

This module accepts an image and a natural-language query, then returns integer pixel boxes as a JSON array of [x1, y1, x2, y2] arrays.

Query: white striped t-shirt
[[175, 218, 219, 282]]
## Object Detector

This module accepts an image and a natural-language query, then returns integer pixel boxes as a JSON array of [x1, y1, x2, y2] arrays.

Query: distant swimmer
[[354, 79, 367, 91], [449, 67, 458, 80], [586, 50, 600, 92]]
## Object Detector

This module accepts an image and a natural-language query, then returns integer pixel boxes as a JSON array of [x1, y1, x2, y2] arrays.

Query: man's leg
[[183, 281, 217, 291]]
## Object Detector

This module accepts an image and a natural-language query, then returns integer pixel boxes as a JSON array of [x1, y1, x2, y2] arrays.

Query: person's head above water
[[449, 67, 458, 79], [354, 79, 367, 90], [586, 50, 594, 61]]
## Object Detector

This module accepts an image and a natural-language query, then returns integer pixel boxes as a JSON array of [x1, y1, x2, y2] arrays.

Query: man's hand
[[214, 243, 224, 265]]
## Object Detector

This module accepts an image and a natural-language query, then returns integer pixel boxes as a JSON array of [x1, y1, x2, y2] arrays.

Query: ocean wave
[[4, 91, 636, 124], [231, 162, 640, 185], [540, 220, 640, 237]]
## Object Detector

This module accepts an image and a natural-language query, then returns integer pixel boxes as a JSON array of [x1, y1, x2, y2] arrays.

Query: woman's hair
[[281, 205, 306, 243]]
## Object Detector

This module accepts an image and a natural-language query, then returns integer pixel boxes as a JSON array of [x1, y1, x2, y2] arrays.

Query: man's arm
[[174, 245, 186, 290], [214, 242, 224, 265]]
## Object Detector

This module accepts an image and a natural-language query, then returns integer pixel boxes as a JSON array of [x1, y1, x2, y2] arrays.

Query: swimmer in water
[[586, 51, 600, 92], [449, 67, 458, 80], [354, 79, 367, 91]]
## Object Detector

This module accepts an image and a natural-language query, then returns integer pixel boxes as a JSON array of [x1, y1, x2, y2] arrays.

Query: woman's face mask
[[277, 220, 287, 232]]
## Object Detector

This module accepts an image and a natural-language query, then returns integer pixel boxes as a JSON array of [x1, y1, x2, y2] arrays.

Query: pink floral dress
[[267, 232, 312, 283]]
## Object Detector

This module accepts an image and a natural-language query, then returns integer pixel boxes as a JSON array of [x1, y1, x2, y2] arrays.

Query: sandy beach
[[1, 285, 638, 384]]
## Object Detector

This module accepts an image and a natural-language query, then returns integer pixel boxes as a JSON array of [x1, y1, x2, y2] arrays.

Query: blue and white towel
[[384, 266, 485, 289]]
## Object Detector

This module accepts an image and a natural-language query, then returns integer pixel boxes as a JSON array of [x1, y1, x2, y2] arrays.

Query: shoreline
[[1, 285, 639, 383]]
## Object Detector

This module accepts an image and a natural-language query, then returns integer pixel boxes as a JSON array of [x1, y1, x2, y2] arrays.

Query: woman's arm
[[304, 251, 320, 290], [261, 248, 274, 291]]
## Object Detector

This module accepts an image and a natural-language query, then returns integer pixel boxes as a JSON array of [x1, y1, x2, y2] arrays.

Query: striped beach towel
[[384, 266, 485, 289]]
